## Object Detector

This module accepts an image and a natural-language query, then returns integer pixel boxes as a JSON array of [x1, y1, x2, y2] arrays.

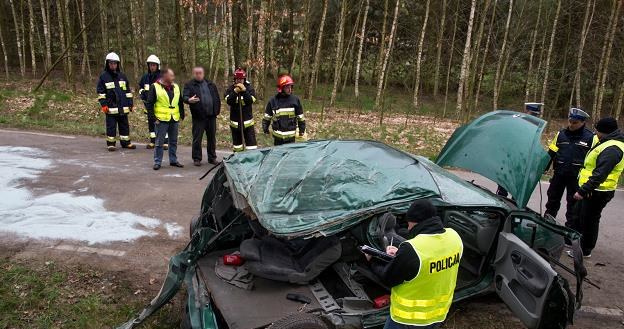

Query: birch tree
[[432, 0, 446, 98], [593, 0, 621, 117], [473, 0, 497, 111], [78, 0, 91, 79], [524, 0, 543, 103], [9, 0, 25, 77], [570, 0, 595, 107], [373, 0, 389, 84], [308, 0, 328, 99], [374, 0, 400, 109], [493, 0, 513, 110], [330, 1, 347, 106], [257, 0, 267, 98], [0, 22, 8, 80], [540, 0, 561, 105], [40, 0, 52, 70], [354, 0, 370, 100], [27, 0, 36, 77], [455, 0, 477, 116], [443, 0, 460, 116], [154, 0, 161, 45], [412, 0, 430, 111]]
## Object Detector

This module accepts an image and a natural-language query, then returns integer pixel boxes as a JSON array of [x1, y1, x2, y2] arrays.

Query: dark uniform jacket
[[371, 217, 445, 287], [182, 79, 221, 120], [262, 93, 306, 136], [138, 70, 161, 103], [96, 66, 133, 115], [578, 130, 624, 196], [224, 81, 257, 126], [549, 126, 596, 175]]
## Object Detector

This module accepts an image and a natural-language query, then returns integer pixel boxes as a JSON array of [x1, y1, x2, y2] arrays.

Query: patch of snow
[[77, 187, 89, 193], [165, 223, 184, 238], [163, 174, 184, 178], [0, 146, 172, 245]]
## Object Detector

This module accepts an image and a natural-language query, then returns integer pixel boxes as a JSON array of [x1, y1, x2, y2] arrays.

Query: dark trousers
[[192, 116, 217, 162], [569, 190, 614, 255], [231, 126, 257, 151], [545, 172, 579, 226], [154, 120, 179, 165], [274, 137, 295, 146], [105, 114, 131, 147]]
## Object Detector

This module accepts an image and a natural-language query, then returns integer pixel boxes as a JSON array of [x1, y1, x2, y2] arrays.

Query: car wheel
[[268, 313, 330, 329]]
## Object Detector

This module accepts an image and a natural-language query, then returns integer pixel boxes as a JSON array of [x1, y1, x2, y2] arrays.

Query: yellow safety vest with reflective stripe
[[153, 83, 181, 122], [390, 229, 463, 326], [578, 139, 624, 191]]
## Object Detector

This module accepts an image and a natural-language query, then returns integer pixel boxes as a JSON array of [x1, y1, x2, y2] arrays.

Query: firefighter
[[224, 68, 258, 152], [497, 102, 544, 197], [138, 54, 167, 149], [367, 200, 463, 329], [262, 75, 305, 145], [569, 117, 624, 258], [96, 52, 136, 151], [545, 108, 596, 227]]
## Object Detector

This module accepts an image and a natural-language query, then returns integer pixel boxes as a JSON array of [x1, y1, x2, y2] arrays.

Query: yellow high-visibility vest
[[390, 228, 463, 326], [578, 139, 624, 191], [153, 82, 181, 122]]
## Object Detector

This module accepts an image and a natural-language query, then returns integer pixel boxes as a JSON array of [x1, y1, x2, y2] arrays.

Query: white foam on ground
[[165, 222, 184, 238], [0, 146, 183, 245]]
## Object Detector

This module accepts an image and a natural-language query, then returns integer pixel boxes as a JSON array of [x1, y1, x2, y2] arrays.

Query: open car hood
[[223, 140, 441, 237], [436, 110, 550, 208]]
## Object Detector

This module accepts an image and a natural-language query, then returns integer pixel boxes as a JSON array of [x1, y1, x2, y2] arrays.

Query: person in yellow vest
[[367, 200, 463, 329], [570, 117, 624, 258], [145, 67, 185, 170]]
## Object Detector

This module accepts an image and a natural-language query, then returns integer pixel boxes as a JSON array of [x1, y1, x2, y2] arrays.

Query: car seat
[[375, 213, 407, 248], [240, 236, 342, 285]]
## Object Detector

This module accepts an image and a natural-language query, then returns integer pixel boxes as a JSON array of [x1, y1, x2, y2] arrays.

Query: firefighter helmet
[[146, 54, 161, 65], [234, 68, 247, 80], [105, 52, 120, 63], [277, 75, 294, 92]]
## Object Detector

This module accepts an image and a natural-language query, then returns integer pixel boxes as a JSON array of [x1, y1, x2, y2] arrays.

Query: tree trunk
[[373, 0, 389, 85], [189, 4, 197, 68], [443, 0, 460, 117], [78, 0, 91, 79], [594, 0, 621, 117], [473, 0, 497, 112], [174, 0, 186, 73], [40, 0, 52, 70], [432, 0, 447, 98], [299, 0, 312, 87], [257, 0, 267, 98], [227, 0, 235, 72], [412, 0, 430, 111], [524, 0, 542, 103], [222, 3, 230, 83], [154, 0, 161, 45], [492, 0, 513, 110], [27, 0, 37, 77], [540, 0, 561, 105], [374, 0, 400, 109], [63, 0, 73, 83], [465, 0, 490, 113], [455, 0, 477, 116], [0, 22, 9, 80], [354, 0, 370, 100], [330, 1, 347, 106], [570, 0, 595, 108], [615, 82, 624, 120], [307, 0, 328, 99], [246, 0, 254, 61], [9, 0, 25, 77]]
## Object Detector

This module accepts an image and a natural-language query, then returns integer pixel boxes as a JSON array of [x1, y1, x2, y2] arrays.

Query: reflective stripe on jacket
[[262, 93, 305, 139], [578, 140, 624, 191], [390, 228, 463, 326], [153, 83, 181, 122], [96, 70, 133, 115]]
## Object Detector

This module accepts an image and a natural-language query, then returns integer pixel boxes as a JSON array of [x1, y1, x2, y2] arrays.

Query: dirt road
[[0, 129, 622, 328]]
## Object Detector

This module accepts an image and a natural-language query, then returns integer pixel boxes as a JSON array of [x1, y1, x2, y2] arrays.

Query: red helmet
[[234, 68, 246, 80], [277, 75, 294, 92]]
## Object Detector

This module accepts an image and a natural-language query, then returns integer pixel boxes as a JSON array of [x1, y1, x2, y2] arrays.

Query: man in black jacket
[[545, 108, 596, 226], [183, 67, 221, 166], [570, 117, 624, 257]]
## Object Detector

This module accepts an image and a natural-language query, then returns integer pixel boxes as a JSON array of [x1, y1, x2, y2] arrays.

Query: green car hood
[[436, 110, 550, 208], [223, 140, 441, 237]]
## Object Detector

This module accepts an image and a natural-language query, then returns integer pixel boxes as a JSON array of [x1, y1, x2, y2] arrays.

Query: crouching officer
[[225, 68, 258, 152], [545, 108, 596, 226], [138, 54, 165, 149], [262, 75, 305, 145], [96, 52, 136, 151], [569, 117, 624, 258], [368, 199, 463, 329]]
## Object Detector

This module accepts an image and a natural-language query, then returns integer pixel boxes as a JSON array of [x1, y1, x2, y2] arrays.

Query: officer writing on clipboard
[[366, 200, 463, 329]]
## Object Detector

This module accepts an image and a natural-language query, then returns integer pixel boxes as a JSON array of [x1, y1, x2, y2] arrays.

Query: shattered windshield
[[223, 140, 441, 237]]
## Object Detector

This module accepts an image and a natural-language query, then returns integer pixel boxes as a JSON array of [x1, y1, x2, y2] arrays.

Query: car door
[[494, 211, 580, 329]]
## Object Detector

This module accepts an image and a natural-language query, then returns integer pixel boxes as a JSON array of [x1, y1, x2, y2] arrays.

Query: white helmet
[[105, 52, 120, 63], [146, 54, 161, 65]]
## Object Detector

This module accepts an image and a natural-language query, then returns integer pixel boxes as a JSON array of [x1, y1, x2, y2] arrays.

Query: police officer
[[368, 200, 463, 329], [138, 54, 166, 149], [262, 75, 305, 145], [569, 117, 624, 258], [96, 52, 136, 151], [225, 68, 258, 152], [497, 102, 544, 197], [545, 108, 596, 226]]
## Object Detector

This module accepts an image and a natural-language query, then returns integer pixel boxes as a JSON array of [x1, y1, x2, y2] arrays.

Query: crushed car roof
[[223, 140, 507, 237]]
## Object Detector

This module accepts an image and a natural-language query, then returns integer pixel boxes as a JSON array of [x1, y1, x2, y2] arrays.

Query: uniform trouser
[[569, 190, 614, 255], [145, 111, 167, 144], [154, 120, 179, 165], [230, 125, 258, 151], [544, 172, 579, 226], [273, 137, 295, 146], [192, 116, 217, 162], [105, 114, 131, 147]]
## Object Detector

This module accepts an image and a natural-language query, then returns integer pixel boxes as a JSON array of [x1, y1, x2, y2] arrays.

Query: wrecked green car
[[119, 111, 586, 329]]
